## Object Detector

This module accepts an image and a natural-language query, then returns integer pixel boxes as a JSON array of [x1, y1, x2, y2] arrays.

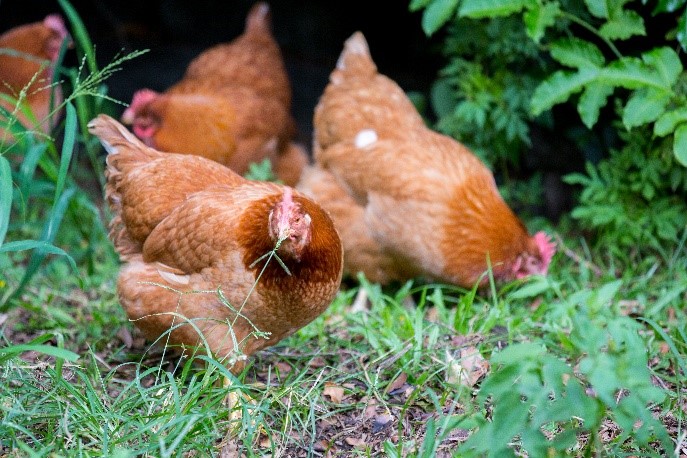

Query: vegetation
[[1, 0, 686, 456]]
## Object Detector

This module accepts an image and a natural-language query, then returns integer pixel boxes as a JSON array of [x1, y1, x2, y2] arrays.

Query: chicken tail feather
[[88, 114, 163, 173], [245, 2, 271, 34], [334, 31, 377, 79], [89, 114, 161, 258]]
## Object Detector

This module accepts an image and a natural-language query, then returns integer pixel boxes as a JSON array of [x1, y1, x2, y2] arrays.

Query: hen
[[121, 2, 307, 186], [88, 114, 342, 374], [0, 14, 69, 139], [298, 32, 555, 288]]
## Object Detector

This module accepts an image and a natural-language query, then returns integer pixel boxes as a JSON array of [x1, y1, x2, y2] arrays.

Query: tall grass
[[0, 0, 146, 311]]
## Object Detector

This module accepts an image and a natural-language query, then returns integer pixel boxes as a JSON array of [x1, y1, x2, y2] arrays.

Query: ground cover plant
[[1, 0, 687, 456]]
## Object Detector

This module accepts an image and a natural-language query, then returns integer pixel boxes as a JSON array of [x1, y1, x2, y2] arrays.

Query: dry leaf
[[323, 382, 345, 404], [308, 356, 327, 368], [275, 361, 292, 374], [446, 346, 489, 387], [364, 404, 377, 419], [345, 436, 367, 448], [313, 439, 329, 452], [386, 372, 407, 394], [372, 414, 393, 433]]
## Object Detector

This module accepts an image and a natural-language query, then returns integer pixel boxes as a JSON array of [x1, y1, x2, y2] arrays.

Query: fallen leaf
[[385, 372, 407, 395], [313, 439, 329, 452], [308, 356, 327, 368], [275, 362, 292, 374], [372, 414, 393, 433], [364, 404, 377, 419], [345, 436, 367, 448], [446, 346, 489, 387], [323, 382, 345, 404], [259, 435, 272, 449]]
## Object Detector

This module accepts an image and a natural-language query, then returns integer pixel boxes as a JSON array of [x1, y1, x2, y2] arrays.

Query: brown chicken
[[0, 14, 69, 139], [298, 32, 555, 288], [88, 114, 342, 373], [120, 2, 307, 186]]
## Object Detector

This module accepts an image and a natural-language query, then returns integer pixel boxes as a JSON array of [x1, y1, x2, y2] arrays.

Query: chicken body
[[89, 114, 342, 373], [299, 32, 555, 288], [0, 14, 69, 138], [121, 2, 307, 186]]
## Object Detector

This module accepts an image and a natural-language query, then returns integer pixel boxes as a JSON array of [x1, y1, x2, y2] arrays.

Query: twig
[[555, 234, 603, 277]]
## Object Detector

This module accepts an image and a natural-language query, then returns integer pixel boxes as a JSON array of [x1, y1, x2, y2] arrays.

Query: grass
[[1, 242, 686, 456], [2, 2, 687, 457]]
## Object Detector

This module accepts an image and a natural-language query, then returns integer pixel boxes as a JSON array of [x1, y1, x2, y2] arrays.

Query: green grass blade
[[0, 156, 12, 246], [54, 101, 77, 202], [0, 343, 80, 365], [18, 142, 48, 199], [640, 317, 687, 378], [0, 240, 78, 272], [58, 0, 98, 75], [0, 187, 77, 311]]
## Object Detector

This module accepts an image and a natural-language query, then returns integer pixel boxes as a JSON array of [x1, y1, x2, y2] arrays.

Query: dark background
[[0, 0, 444, 146]]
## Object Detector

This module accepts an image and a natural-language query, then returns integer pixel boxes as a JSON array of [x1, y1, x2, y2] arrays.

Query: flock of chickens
[[2, 4, 555, 376]]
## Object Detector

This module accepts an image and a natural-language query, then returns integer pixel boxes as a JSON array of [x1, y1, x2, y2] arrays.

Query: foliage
[[565, 126, 687, 255], [458, 280, 672, 456], [411, 0, 687, 257], [0, 0, 146, 311]]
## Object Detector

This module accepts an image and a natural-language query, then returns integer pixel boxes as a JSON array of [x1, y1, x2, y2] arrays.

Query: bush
[[411, 0, 687, 257]]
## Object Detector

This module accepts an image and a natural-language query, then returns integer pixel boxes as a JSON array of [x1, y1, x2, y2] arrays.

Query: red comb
[[534, 231, 556, 271], [121, 89, 158, 124]]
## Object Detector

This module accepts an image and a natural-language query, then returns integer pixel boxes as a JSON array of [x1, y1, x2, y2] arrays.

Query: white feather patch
[[157, 268, 190, 285], [100, 139, 118, 155], [355, 129, 378, 148]]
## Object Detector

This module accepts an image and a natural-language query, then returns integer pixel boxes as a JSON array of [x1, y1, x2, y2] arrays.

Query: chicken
[[0, 14, 69, 140], [120, 2, 307, 186], [88, 114, 343, 374], [298, 32, 555, 288]]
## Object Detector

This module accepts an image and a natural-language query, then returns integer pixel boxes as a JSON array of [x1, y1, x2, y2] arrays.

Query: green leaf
[[550, 38, 605, 69], [578, 81, 614, 129], [409, 0, 433, 11], [678, 8, 687, 52], [603, 57, 667, 91], [523, 2, 561, 43], [509, 277, 552, 299], [430, 78, 455, 118], [642, 47, 683, 87], [599, 10, 646, 40], [530, 69, 597, 116], [654, 107, 687, 136], [673, 124, 687, 166], [421, 0, 460, 35], [459, 0, 528, 18], [653, 0, 686, 14], [0, 156, 11, 247], [584, 0, 608, 18], [622, 88, 671, 129], [491, 342, 546, 365]]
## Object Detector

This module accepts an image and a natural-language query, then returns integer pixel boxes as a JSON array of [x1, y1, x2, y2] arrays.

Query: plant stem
[[561, 12, 622, 60]]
